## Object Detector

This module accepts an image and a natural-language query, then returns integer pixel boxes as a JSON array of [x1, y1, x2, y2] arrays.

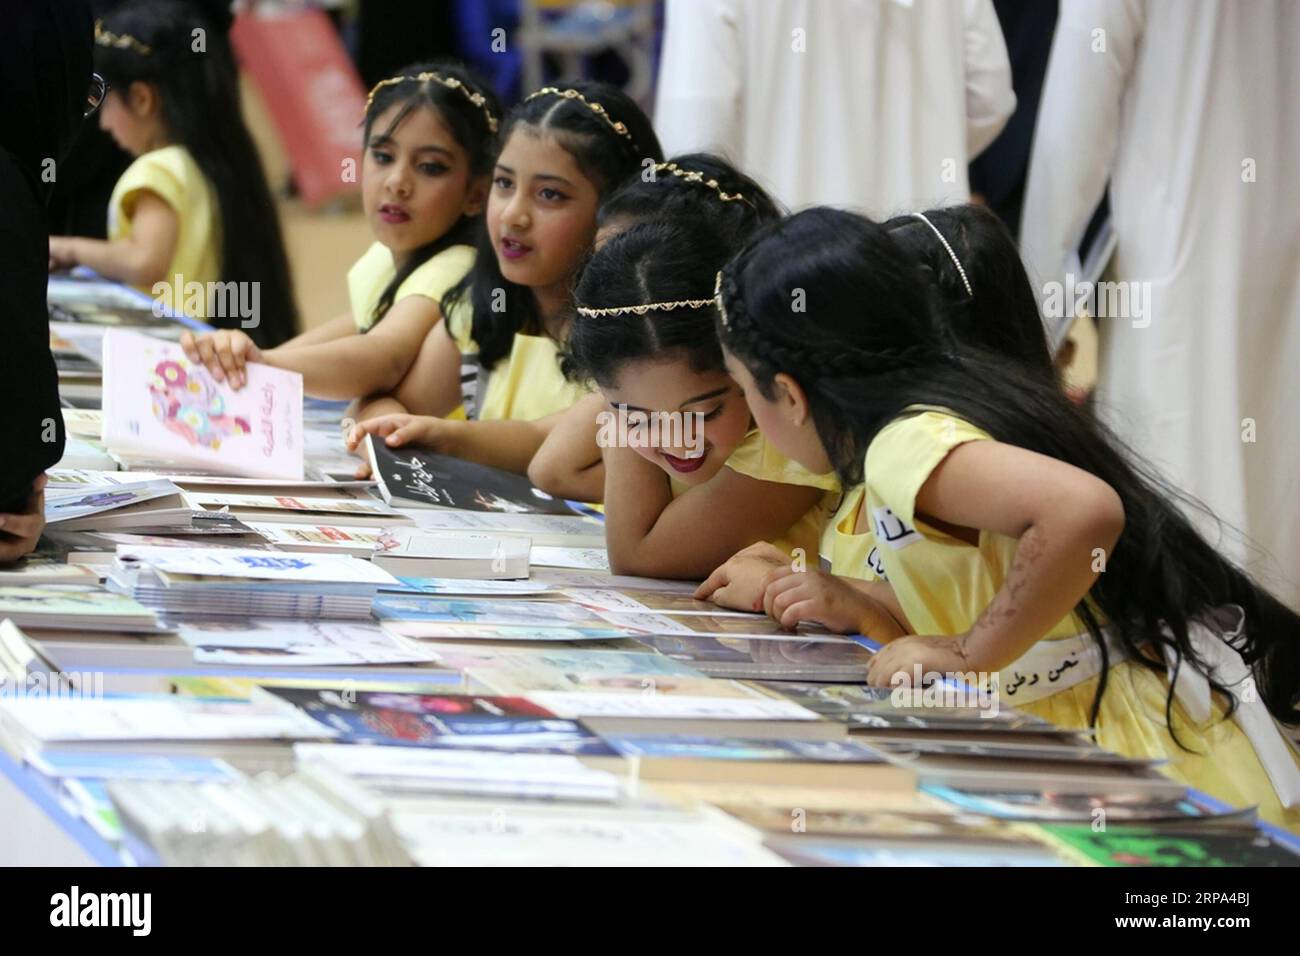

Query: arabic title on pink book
[[102, 329, 304, 480]]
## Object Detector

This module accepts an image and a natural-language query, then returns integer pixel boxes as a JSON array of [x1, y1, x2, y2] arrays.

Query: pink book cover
[[101, 329, 304, 480]]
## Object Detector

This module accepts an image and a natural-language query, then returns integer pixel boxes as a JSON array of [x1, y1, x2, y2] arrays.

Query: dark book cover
[[366, 435, 577, 515], [265, 686, 616, 755]]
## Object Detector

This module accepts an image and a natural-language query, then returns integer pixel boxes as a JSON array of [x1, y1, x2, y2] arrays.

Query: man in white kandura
[[1020, 0, 1300, 610], [653, 0, 1015, 215]]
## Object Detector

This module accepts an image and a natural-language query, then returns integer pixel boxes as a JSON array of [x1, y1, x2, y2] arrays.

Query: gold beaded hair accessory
[[654, 162, 753, 207], [94, 20, 153, 56], [576, 297, 716, 318], [366, 72, 499, 133], [714, 271, 731, 330], [524, 87, 635, 146]]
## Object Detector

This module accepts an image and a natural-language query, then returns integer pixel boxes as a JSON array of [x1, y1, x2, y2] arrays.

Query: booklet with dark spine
[[365, 434, 578, 515]]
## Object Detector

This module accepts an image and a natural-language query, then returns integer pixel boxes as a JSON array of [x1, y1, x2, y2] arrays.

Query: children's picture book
[[101, 329, 304, 479], [264, 687, 616, 756], [366, 434, 577, 515]]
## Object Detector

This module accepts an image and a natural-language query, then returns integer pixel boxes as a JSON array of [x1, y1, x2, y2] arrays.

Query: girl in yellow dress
[[528, 153, 788, 505], [712, 206, 1300, 830], [180, 59, 498, 402], [701, 204, 1058, 611], [49, 0, 295, 345], [346, 83, 661, 476], [561, 214, 838, 580]]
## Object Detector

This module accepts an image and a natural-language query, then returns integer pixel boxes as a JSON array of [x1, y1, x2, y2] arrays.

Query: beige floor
[[243, 73, 371, 332]]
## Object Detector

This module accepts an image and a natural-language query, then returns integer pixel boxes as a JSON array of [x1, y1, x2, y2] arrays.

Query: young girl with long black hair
[[345, 82, 663, 475], [49, 0, 296, 346], [712, 206, 1300, 828], [180, 59, 499, 399]]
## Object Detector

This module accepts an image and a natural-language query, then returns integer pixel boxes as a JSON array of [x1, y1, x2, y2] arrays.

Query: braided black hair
[[717, 206, 1300, 737]]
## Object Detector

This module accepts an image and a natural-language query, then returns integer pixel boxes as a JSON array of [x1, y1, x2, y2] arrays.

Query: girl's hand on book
[[865, 633, 972, 688], [179, 329, 261, 390], [761, 566, 905, 639], [0, 475, 47, 564], [695, 542, 793, 611], [346, 414, 443, 453]]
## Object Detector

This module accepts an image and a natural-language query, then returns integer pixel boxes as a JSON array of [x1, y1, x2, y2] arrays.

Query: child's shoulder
[[399, 244, 476, 303], [114, 146, 204, 214], [867, 407, 991, 467], [864, 407, 992, 518], [725, 429, 841, 492]]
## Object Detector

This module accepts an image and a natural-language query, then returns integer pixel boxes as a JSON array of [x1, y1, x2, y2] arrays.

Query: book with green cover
[[1036, 824, 1300, 867]]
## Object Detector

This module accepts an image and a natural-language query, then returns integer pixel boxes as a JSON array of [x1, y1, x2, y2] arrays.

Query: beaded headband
[[576, 297, 716, 318], [653, 162, 754, 207], [524, 87, 635, 146], [366, 72, 499, 132], [95, 20, 153, 56], [910, 212, 973, 297]]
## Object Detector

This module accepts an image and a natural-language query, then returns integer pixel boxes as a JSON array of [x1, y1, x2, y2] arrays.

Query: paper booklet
[[101, 329, 304, 479], [372, 528, 531, 579]]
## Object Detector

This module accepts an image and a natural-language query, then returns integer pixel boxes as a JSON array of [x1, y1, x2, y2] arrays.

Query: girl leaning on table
[[705, 206, 1300, 830]]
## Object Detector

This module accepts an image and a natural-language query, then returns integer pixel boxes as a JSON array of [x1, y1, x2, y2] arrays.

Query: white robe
[[1020, 0, 1300, 608], [653, 0, 1015, 215]]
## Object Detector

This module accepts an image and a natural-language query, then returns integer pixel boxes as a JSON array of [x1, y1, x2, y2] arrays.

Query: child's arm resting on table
[[346, 409, 565, 477], [527, 393, 605, 503], [603, 443, 823, 580], [48, 191, 177, 288], [866, 439, 1125, 685]]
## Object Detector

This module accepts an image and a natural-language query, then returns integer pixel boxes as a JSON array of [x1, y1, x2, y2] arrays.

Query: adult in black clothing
[[0, 1, 95, 561]]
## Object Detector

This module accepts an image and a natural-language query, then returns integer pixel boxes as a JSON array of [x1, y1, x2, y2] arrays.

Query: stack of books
[[105, 545, 399, 620]]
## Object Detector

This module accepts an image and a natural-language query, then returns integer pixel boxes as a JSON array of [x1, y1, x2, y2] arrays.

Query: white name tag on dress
[[872, 506, 922, 551]]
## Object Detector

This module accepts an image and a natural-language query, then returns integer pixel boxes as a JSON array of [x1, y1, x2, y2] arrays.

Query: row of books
[[11, 273, 1291, 868]]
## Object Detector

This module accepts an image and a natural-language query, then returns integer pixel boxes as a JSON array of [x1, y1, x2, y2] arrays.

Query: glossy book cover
[[102, 329, 304, 479]]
